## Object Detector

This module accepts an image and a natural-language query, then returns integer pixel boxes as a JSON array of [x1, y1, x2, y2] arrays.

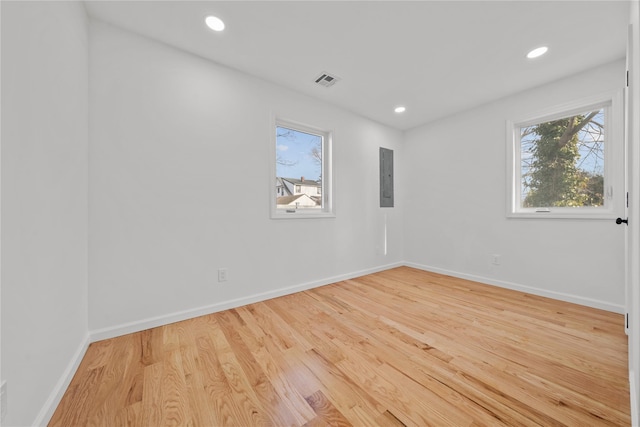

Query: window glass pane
[[275, 125, 323, 210], [519, 108, 605, 208]]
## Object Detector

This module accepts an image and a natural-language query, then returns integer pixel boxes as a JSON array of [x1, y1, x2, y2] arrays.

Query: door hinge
[[627, 313, 629, 329], [627, 191, 629, 208], [627, 70, 630, 87]]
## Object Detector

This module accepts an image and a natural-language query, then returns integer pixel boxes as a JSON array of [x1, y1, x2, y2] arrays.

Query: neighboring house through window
[[271, 118, 333, 218]]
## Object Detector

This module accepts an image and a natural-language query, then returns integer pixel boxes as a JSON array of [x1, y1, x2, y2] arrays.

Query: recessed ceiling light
[[394, 106, 406, 113], [205, 15, 225, 32], [526, 46, 548, 59]]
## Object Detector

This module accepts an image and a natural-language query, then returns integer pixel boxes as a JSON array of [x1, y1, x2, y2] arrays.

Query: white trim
[[91, 260, 624, 343], [631, 369, 638, 427], [405, 262, 625, 314], [627, 3, 640, 425], [33, 334, 90, 427], [506, 90, 625, 220], [90, 262, 403, 342], [37, 261, 627, 426], [270, 114, 335, 220]]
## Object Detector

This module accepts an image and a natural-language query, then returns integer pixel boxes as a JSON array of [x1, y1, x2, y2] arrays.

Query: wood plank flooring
[[49, 267, 630, 426]]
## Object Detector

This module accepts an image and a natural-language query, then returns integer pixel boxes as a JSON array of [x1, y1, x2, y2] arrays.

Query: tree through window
[[520, 108, 605, 208], [507, 91, 623, 219]]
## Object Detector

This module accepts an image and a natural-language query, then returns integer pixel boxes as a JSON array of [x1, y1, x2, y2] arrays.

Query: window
[[270, 118, 333, 219], [507, 91, 623, 219]]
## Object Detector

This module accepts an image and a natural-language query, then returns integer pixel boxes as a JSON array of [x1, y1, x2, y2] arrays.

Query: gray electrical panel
[[380, 147, 394, 207]]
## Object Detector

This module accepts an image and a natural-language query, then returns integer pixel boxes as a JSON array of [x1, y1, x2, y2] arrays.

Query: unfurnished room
[[2, 1, 640, 426]]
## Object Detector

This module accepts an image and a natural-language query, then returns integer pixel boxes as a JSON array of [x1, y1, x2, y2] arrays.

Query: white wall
[[1, 1, 89, 426], [404, 60, 627, 312], [88, 21, 404, 335]]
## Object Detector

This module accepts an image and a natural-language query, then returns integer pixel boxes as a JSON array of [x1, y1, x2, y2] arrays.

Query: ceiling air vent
[[314, 72, 340, 88]]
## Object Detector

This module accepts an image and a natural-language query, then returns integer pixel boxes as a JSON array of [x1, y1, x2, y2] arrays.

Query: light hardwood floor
[[50, 267, 630, 426]]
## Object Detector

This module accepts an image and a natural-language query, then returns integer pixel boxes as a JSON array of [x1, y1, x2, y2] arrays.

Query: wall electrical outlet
[[1, 380, 7, 422], [218, 268, 228, 282], [491, 254, 501, 265]]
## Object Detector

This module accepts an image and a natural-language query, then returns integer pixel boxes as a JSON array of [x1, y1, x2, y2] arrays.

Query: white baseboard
[[632, 373, 639, 427], [405, 262, 625, 314], [37, 261, 628, 426], [91, 260, 624, 343], [36, 263, 405, 426], [33, 333, 90, 427], [90, 261, 404, 342]]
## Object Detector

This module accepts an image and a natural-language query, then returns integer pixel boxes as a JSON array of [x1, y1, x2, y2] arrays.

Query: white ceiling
[[84, 1, 630, 131]]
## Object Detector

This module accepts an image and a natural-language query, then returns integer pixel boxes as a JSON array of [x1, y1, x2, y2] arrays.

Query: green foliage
[[523, 114, 604, 208]]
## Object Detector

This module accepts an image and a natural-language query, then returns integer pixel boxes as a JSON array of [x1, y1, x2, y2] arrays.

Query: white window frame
[[506, 90, 624, 219], [270, 116, 334, 219]]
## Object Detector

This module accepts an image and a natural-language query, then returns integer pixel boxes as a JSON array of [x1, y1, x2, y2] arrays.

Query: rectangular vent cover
[[314, 72, 340, 88]]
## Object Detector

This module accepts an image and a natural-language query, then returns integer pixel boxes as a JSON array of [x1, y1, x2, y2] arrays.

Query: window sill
[[507, 210, 619, 220], [271, 210, 336, 220]]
